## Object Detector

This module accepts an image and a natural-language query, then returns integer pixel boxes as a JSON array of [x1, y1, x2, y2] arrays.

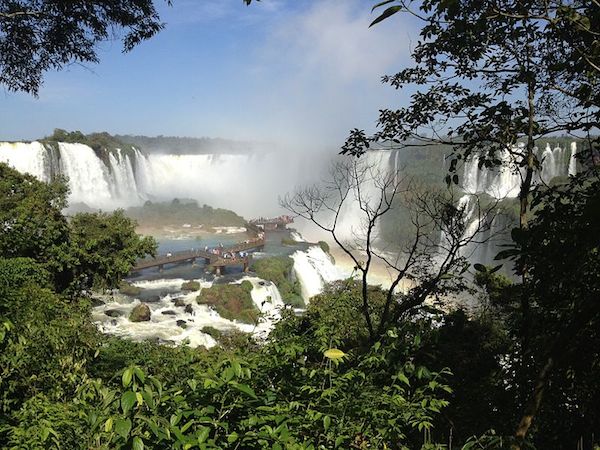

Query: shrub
[[251, 256, 304, 307], [197, 284, 258, 324], [201, 325, 222, 340], [240, 280, 253, 292]]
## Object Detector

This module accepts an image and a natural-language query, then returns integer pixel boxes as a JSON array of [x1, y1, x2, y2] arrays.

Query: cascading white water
[[463, 142, 578, 200], [292, 246, 347, 301], [569, 142, 578, 176], [459, 141, 578, 266], [0, 141, 54, 181], [58, 143, 114, 208], [92, 276, 286, 348], [336, 150, 392, 241], [108, 149, 140, 202]]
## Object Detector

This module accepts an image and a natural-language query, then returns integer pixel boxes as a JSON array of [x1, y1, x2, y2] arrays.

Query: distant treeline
[[40, 129, 271, 156], [126, 199, 246, 228], [116, 134, 270, 155]]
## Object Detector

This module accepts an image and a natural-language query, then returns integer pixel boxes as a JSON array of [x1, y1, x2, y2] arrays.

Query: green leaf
[[323, 348, 346, 360], [473, 263, 486, 272], [489, 264, 503, 273], [121, 391, 137, 415], [370, 5, 402, 27], [231, 382, 257, 399], [371, 0, 395, 13], [227, 432, 239, 443], [104, 417, 114, 433], [114, 418, 132, 439], [132, 436, 144, 450], [323, 415, 331, 432], [197, 426, 210, 444], [398, 372, 410, 386], [122, 367, 133, 388], [133, 366, 145, 383]]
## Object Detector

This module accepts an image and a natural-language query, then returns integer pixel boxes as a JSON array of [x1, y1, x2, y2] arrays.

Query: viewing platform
[[249, 215, 294, 231], [132, 215, 293, 275]]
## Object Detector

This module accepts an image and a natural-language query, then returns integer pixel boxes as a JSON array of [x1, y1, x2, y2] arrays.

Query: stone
[[129, 303, 151, 322], [161, 310, 177, 316], [144, 295, 161, 303], [91, 297, 105, 307], [184, 304, 194, 315], [174, 298, 186, 307], [105, 309, 123, 318], [176, 320, 187, 329]]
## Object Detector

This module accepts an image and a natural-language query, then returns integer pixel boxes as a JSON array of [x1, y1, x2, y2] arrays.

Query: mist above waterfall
[[0, 140, 334, 217]]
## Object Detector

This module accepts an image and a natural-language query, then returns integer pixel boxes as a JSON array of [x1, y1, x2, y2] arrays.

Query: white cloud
[[242, 0, 415, 146]]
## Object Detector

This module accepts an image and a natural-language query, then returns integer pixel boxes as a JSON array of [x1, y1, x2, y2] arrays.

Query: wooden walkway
[[132, 238, 265, 274]]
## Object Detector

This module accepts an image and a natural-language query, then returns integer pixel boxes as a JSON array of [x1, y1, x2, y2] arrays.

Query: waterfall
[[0, 141, 325, 214], [0, 141, 55, 182], [108, 149, 140, 202], [463, 141, 578, 200], [459, 141, 577, 267], [292, 246, 347, 301], [569, 142, 578, 176], [337, 149, 396, 241], [58, 143, 114, 208]]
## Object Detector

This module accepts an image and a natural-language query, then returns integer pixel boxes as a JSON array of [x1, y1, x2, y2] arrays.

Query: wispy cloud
[[242, 0, 415, 145]]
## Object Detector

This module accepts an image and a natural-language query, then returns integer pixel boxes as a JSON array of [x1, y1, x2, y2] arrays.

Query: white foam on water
[[290, 231, 306, 242], [92, 276, 288, 348]]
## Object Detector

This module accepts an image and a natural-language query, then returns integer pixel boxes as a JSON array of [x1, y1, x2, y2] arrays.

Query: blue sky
[[0, 0, 416, 146]]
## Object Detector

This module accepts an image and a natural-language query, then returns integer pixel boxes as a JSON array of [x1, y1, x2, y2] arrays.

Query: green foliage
[[201, 326, 223, 341], [0, 3, 164, 95], [0, 164, 154, 293], [181, 280, 201, 292], [251, 256, 304, 307], [197, 284, 258, 324], [240, 280, 253, 293], [127, 200, 246, 228], [43, 130, 139, 164], [69, 210, 156, 291], [0, 163, 72, 291], [307, 280, 389, 351]]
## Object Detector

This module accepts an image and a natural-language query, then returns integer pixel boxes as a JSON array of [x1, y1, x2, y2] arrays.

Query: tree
[[282, 157, 497, 342], [340, 2, 599, 445], [344, 1, 598, 228], [0, 163, 155, 293], [69, 210, 156, 291], [504, 171, 600, 446], [0, 163, 73, 290], [0, 0, 168, 95]]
